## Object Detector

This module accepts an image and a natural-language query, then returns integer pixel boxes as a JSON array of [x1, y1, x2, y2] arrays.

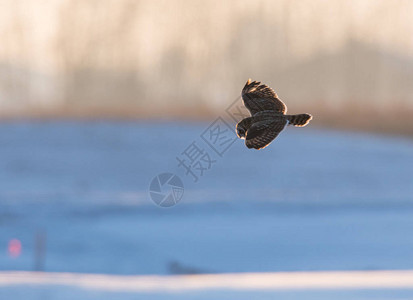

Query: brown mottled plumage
[[236, 79, 312, 150]]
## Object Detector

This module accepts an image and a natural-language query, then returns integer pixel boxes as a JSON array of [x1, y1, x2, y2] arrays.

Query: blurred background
[[1, 0, 413, 132], [1, 0, 413, 299]]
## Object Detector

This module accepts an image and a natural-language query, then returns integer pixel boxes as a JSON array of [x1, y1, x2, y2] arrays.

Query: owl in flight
[[236, 79, 312, 150]]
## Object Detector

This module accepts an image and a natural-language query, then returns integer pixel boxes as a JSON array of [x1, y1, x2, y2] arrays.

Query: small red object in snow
[[8, 239, 22, 258]]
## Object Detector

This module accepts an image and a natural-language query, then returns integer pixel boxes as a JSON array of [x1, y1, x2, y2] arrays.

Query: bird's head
[[236, 126, 246, 139]]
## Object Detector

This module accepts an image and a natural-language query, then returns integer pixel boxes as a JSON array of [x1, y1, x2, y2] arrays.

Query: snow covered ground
[[2, 270, 413, 300], [0, 121, 412, 298]]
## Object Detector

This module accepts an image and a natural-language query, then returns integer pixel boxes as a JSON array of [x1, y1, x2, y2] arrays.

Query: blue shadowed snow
[[0, 121, 413, 274], [2, 286, 413, 300]]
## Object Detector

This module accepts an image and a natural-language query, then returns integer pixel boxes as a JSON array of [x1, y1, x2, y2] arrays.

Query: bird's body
[[236, 79, 312, 150]]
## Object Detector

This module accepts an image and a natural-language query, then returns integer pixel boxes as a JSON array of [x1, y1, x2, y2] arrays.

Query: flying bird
[[236, 79, 312, 150]]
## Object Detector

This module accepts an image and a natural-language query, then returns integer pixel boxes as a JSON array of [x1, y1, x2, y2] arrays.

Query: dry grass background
[[0, 0, 412, 135]]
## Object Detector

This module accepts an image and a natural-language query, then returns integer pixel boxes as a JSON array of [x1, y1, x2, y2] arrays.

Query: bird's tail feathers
[[286, 114, 312, 127]]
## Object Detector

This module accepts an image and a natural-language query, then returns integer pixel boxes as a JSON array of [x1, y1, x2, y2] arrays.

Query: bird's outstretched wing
[[242, 79, 287, 115], [245, 120, 286, 150]]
